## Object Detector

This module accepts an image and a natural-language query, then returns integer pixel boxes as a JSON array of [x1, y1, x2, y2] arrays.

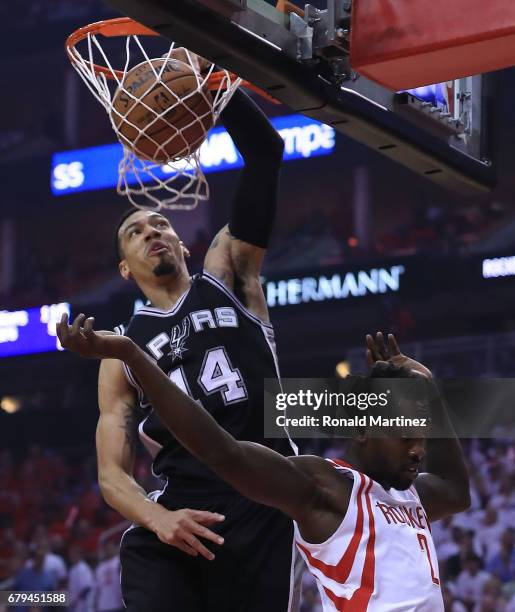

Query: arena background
[[1, 1, 515, 610]]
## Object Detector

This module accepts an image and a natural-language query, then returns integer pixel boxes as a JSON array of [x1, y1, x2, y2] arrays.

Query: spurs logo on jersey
[[145, 307, 239, 361], [118, 272, 292, 488], [295, 460, 443, 612], [169, 316, 190, 362]]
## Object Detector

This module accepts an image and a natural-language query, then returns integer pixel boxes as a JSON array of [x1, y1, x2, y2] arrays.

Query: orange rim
[[66, 17, 279, 103]]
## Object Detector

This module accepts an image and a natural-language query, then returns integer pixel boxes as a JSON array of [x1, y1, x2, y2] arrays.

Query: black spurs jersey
[[117, 272, 291, 491]]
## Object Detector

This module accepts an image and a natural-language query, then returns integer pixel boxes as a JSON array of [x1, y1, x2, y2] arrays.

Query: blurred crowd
[[267, 199, 504, 274], [0, 436, 514, 611], [0, 445, 159, 612], [375, 201, 505, 257]]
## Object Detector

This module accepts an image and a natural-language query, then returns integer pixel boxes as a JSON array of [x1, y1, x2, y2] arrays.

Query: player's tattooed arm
[[204, 226, 236, 289], [97, 360, 226, 559], [59, 316, 346, 542], [204, 225, 270, 321], [56, 320, 229, 560], [120, 400, 139, 457], [117, 342, 338, 533]]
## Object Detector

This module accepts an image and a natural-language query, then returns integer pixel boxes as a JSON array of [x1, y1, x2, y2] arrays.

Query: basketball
[[111, 58, 214, 163]]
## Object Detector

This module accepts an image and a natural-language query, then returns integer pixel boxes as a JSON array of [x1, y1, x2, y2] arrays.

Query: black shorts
[[119, 488, 300, 612]]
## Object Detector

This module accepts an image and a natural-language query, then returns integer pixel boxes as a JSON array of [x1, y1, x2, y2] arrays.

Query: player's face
[[118, 211, 186, 283], [363, 437, 426, 490]]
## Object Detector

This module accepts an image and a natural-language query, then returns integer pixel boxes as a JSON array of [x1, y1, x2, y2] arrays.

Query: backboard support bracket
[[104, 0, 495, 195]]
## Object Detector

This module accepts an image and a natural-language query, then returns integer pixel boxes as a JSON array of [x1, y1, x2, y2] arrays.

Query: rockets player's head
[[347, 362, 428, 491], [352, 435, 426, 491], [115, 209, 190, 286]]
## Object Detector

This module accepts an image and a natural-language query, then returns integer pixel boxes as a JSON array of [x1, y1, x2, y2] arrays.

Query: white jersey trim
[[138, 415, 166, 480], [133, 282, 192, 317], [119, 479, 169, 608], [260, 322, 298, 456], [121, 362, 149, 410], [114, 323, 126, 336]]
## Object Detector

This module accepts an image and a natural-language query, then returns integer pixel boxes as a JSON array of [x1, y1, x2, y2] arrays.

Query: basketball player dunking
[[73, 87, 298, 611], [58, 324, 470, 612]]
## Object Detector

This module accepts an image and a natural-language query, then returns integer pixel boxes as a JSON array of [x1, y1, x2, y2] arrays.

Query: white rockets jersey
[[294, 460, 443, 612]]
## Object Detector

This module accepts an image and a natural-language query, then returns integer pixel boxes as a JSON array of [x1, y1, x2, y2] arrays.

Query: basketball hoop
[[66, 18, 275, 210]]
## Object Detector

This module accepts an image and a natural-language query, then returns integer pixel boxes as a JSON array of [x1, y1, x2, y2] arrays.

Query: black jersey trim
[[202, 271, 273, 330], [134, 282, 193, 317]]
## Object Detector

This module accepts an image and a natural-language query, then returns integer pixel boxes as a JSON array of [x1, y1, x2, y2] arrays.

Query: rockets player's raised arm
[[116, 344, 351, 539], [413, 392, 471, 522], [120, 344, 321, 522], [58, 316, 347, 540]]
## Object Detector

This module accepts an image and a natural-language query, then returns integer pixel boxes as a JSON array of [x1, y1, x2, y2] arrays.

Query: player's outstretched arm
[[204, 89, 284, 321], [58, 314, 321, 525], [366, 332, 471, 522]]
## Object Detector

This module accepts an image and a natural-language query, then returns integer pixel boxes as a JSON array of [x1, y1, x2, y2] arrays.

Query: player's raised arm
[[203, 89, 284, 321], [57, 314, 321, 525], [366, 332, 471, 522]]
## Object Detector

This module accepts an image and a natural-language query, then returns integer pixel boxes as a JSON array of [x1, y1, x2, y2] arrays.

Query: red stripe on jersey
[[329, 459, 354, 469], [322, 477, 376, 611], [297, 473, 366, 584]]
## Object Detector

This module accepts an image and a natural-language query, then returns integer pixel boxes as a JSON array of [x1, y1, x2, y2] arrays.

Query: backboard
[[103, 0, 495, 195]]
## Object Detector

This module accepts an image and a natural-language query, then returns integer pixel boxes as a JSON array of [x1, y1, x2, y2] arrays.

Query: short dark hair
[[114, 208, 140, 263], [337, 362, 431, 437], [367, 361, 417, 380]]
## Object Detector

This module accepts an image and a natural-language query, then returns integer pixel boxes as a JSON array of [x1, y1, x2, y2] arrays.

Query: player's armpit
[[97, 359, 226, 557], [204, 225, 270, 322]]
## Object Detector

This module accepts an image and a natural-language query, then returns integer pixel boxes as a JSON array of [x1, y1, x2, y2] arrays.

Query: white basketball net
[[67, 24, 241, 210]]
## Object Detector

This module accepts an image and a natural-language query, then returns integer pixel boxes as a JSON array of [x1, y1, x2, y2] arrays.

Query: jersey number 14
[[169, 346, 248, 406]]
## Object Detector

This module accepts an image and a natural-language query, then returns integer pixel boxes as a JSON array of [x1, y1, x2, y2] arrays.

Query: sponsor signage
[[265, 265, 406, 307], [51, 115, 336, 196]]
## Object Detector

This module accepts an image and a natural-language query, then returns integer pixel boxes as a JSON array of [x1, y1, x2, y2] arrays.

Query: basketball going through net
[[66, 18, 274, 210]]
